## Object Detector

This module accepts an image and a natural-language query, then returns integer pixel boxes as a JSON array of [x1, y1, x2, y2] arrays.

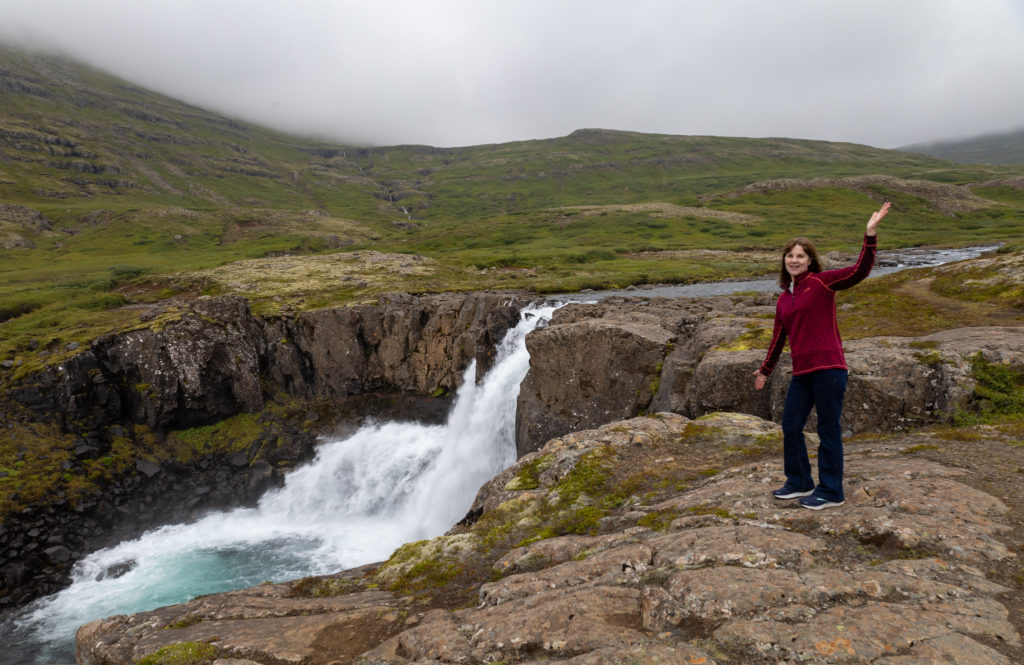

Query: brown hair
[[778, 237, 824, 289]]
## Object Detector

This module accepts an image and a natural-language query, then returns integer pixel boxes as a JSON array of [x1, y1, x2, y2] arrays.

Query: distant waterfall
[[5, 302, 560, 665]]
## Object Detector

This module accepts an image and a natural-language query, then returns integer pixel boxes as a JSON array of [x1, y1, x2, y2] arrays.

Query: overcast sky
[[1, 0, 1022, 148]]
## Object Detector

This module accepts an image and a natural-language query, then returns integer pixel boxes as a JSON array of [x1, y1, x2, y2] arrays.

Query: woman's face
[[785, 244, 811, 278]]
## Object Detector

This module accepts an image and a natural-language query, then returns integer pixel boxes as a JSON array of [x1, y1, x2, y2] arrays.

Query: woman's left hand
[[867, 201, 891, 236]]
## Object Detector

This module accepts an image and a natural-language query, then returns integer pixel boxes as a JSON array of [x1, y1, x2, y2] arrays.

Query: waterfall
[[3, 302, 560, 665]]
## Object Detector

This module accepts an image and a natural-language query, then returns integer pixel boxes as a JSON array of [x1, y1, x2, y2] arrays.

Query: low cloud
[[1, 0, 1022, 148]]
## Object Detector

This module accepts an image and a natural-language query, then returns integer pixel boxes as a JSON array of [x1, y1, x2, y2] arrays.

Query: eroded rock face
[[101, 296, 266, 429], [515, 293, 1024, 455], [515, 296, 738, 456], [271, 291, 524, 399], [11, 292, 527, 433], [76, 413, 1024, 665]]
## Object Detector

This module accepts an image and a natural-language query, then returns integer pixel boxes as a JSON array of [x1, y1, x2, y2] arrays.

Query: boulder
[[515, 305, 677, 455], [514, 296, 739, 455]]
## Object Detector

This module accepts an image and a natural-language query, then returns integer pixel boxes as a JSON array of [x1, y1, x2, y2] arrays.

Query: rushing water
[[3, 303, 561, 665]]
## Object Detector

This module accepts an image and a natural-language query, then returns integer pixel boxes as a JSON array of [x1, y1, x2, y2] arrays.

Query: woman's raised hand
[[867, 201, 891, 236]]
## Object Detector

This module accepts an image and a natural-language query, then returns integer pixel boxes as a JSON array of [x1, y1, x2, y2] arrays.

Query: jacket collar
[[787, 270, 814, 292]]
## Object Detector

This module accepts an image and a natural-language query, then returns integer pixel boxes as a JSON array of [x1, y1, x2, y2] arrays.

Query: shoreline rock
[[74, 412, 1024, 665]]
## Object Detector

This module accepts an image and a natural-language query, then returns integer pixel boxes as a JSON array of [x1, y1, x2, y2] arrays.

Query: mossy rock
[[135, 642, 217, 665], [683, 412, 783, 454], [375, 533, 477, 593]]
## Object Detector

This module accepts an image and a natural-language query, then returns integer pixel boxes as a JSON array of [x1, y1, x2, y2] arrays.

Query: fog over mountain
[[901, 127, 1024, 165], [1, 0, 1022, 148]]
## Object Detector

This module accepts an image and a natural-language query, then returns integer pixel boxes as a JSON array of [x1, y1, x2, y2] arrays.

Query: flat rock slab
[[646, 523, 826, 569], [715, 599, 1018, 664], [480, 543, 653, 606], [632, 453, 1021, 664], [359, 586, 647, 664], [655, 455, 1013, 563], [76, 587, 407, 665], [519, 643, 719, 664]]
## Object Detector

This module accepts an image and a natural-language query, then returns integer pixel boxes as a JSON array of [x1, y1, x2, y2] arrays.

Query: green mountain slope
[[0, 46, 370, 208], [2, 43, 1024, 364], [901, 128, 1024, 165]]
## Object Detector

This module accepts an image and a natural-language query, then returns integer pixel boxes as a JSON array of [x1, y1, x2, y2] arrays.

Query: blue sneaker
[[772, 485, 814, 500], [799, 494, 845, 510]]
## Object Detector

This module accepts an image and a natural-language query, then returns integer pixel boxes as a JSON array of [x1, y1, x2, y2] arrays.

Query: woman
[[753, 202, 891, 510]]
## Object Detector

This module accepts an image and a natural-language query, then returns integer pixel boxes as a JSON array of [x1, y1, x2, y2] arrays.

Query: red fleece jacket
[[758, 234, 877, 377]]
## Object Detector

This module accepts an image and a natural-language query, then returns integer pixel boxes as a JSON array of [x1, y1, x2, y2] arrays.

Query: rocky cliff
[[75, 412, 1024, 665], [1, 291, 529, 608], [516, 295, 1024, 455], [11, 291, 526, 433]]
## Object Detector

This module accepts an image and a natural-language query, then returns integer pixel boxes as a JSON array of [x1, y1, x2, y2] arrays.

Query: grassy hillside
[[2, 43, 1024, 365], [901, 127, 1024, 165]]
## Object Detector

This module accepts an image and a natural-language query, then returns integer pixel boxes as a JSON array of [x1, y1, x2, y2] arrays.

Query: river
[[555, 244, 1001, 301]]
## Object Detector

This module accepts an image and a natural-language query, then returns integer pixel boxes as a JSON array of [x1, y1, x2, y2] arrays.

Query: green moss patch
[[715, 322, 772, 352], [913, 350, 950, 367], [166, 412, 264, 462], [954, 353, 1024, 425], [375, 537, 476, 598], [387, 557, 462, 595], [135, 642, 216, 665], [899, 443, 942, 454], [637, 508, 683, 531], [0, 419, 79, 518], [164, 615, 204, 630], [505, 453, 552, 491], [686, 503, 743, 520], [928, 426, 985, 442]]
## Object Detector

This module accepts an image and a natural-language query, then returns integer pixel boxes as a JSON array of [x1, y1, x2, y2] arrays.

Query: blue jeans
[[781, 369, 848, 502]]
